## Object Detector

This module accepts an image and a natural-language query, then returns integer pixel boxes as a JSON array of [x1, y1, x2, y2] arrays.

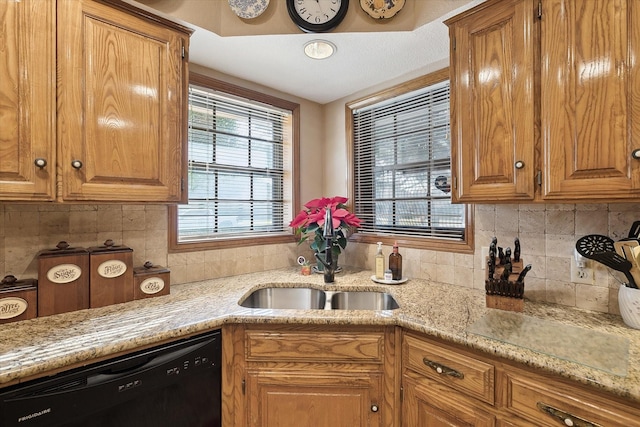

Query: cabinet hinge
[[400, 386, 404, 403], [537, 0, 542, 19], [452, 36, 456, 51], [242, 379, 246, 395], [181, 177, 185, 192], [181, 45, 185, 59], [536, 170, 542, 186], [453, 176, 458, 190]]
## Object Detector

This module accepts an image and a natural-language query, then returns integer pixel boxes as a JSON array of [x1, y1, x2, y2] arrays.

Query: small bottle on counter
[[389, 241, 402, 280], [384, 269, 393, 281], [375, 242, 385, 279]]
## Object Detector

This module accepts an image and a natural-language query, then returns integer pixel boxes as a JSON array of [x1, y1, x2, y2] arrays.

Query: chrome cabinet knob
[[371, 405, 378, 412], [632, 149, 640, 160], [71, 160, 83, 169], [34, 158, 47, 169], [514, 160, 525, 169]]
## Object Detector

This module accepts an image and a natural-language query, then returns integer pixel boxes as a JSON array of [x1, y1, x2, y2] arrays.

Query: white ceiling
[[135, 1, 481, 104]]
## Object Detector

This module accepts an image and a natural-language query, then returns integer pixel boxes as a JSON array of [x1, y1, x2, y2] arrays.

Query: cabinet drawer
[[245, 330, 384, 363], [501, 369, 640, 427], [403, 334, 494, 404]]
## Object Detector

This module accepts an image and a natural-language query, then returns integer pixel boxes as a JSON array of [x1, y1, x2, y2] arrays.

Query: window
[[169, 74, 299, 251], [347, 69, 473, 252]]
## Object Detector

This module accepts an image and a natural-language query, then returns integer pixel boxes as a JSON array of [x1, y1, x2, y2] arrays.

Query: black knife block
[[485, 258, 525, 312]]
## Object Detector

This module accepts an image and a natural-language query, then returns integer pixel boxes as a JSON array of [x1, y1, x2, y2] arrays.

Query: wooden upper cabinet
[[0, 0, 56, 201], [446, 0, 536, 203], [541, 0, 640, 199], [57, 0, 189, 202], [448, 0, 640, 203]]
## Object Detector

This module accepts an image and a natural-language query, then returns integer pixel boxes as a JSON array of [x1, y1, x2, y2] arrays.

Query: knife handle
[[514, 238, 521, 262]]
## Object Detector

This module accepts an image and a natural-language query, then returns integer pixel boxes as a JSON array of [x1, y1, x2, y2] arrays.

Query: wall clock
[[286, 0, 349, 33], [360, 0, 405, 19]]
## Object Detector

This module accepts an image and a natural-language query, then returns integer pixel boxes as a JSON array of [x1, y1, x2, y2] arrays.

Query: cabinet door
[[447, 0, 536, 203], [0, 0, 56, 201], [57, 0, 187, 202], [246, 370, 383, 427], [542, 0, 640, 199], [402, 374, 495, 427]]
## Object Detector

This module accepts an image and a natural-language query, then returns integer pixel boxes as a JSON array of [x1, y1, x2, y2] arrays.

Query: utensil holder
[[618, 285, 640, 329]]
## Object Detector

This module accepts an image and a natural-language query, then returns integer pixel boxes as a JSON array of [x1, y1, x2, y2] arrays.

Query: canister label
[[140, 277, 165, 295], [47, 264, 82, 284], [0, 297, 28, 319], [98, 260, 127, 278]]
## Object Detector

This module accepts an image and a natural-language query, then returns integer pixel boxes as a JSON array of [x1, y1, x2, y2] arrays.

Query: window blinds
[[352, 80, 465, 240], [178, 85, 290, 242]]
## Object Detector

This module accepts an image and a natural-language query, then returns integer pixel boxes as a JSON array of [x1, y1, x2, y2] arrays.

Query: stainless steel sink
[[330, 291, 399, 310], [239, 286, 400, 311], [239, 287, 326, 309]]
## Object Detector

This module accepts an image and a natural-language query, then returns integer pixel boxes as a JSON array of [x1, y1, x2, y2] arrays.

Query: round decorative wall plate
[[360, 0, 405, 19], [228, 0, 270, 19]]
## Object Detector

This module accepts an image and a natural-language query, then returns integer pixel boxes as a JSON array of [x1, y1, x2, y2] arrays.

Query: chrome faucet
[[314, 207, 335, 283]]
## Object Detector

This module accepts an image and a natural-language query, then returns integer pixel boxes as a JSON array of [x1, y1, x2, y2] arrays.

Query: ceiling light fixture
[[304, 40, 337, 60]]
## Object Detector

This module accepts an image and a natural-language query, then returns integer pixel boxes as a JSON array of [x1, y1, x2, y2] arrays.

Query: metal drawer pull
[[537, 402, 601, 427], [422, 358, 464, 379]]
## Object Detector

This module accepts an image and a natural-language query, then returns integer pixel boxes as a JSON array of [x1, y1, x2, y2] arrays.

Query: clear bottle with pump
[[389, 241, 402, 280], [375, 242, 385, 279]]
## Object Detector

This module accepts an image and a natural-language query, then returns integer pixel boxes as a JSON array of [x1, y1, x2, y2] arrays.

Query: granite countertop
[[0, 267, 639, 403]]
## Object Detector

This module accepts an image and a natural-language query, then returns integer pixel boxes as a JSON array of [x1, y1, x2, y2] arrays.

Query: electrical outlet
[[571, 260, 594, 284], [481, 246, 489, 270]]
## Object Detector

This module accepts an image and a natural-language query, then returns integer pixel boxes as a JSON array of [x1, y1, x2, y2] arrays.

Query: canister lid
[[133, 261, 170, 275], [88, 239, 132, 254], [0, 275, 37, 292], [38, 241, 88, 258]]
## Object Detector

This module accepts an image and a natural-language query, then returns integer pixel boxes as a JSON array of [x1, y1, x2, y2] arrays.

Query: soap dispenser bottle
[[389, 241, 402, 280], [375, 242, 385, 279]]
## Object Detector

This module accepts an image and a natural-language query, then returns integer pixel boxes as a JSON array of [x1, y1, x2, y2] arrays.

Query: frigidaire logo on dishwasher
[[18, 407, 51, 422]]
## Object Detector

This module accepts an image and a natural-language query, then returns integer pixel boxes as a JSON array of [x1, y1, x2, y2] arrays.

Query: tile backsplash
[[1, 202, 639, 315]]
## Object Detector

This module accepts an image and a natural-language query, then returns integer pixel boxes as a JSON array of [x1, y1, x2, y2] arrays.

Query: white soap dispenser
[[375, 242, 385, 279]]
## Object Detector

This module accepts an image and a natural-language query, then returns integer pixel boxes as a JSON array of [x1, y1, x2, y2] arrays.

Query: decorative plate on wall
[[228, 0, 270, 19], [360, 0, 405, 19]]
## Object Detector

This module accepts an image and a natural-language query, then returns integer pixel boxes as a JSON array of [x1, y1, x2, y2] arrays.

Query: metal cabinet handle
[[537, 402, 601, 427], [632, 149, 640, 160], [371, 404, 378, 412], [515, 160, 525, 169], [71, 160, 83, 169], [34, 158, 47, 169], [422, 357, 464, 379]]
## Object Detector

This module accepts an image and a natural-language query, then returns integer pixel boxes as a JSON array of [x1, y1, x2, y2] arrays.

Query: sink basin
[[239, 287, 326, 309], [330, 291, 399, 310]]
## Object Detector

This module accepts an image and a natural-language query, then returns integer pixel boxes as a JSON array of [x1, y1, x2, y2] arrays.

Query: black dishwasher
[[0, 330, 221, 427]]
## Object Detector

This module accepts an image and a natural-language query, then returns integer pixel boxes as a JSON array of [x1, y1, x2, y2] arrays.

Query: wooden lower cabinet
[[246, 370, 382, 427], [223, 324, 398, 427], [498, 366, 640, 427], [402, 372, 495, 427], [223, 326, 640, 427]]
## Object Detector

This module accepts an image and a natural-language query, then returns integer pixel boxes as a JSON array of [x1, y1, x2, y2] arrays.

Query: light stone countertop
[[0, 267, 639, 404]]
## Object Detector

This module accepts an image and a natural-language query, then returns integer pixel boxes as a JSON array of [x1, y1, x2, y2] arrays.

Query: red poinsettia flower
[[289, 196, 361, 255]]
